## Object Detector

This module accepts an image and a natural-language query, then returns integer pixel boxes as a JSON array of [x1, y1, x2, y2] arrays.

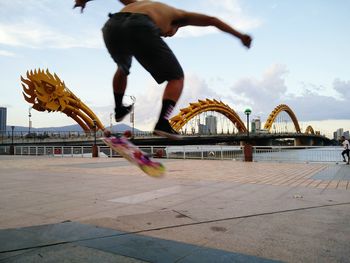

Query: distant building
[[251, 118, 261, 133], [0, 107, 6, 134], [335, 128, 344, 140], [206, 115, 217, 134], [333, 128, 350, 140], [333, 131, 338, 140], [198, 124, 208, 134], [197, 115, 217, 135]]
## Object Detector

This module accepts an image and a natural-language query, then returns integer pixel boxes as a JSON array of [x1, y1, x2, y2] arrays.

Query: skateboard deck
[[102, 132, 165, 177]]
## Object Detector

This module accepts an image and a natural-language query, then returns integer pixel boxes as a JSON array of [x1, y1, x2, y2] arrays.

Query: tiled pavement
[[0, 156, 349, 262]]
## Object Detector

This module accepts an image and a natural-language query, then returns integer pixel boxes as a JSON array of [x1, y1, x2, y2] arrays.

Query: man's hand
[[74, 0, 92, 13], [240, 34, 252, 48]]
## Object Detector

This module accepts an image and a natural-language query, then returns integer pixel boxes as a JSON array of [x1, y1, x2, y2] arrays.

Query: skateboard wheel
[[124, 130, 132, 138]]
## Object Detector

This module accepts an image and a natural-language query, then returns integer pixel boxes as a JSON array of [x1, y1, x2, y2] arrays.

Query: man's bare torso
[[120, 1, 184, 36]]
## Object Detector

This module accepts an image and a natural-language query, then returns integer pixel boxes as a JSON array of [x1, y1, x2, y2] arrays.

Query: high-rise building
[[198, 124, 208, 134], [206, 115, 217, 134], [0, 107, 7, 134], [335, 128, 344, 140], [251, 118, 261, 133], [344, 131, 350, 139], [333, 131, 338, 140]]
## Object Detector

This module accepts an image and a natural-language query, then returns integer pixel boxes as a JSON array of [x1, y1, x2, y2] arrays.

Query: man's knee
[[116, 67, 127, 77], [168, 78, 184, 87]]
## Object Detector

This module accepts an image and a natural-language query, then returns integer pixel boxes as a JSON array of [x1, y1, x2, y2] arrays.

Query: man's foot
[[115, 105, 133, 122], [154, 120, 182, 140], [343, 159, 347, 162]]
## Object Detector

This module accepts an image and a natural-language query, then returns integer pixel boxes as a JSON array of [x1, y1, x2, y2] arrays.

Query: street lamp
[[110, 113, 113, 131], [244, 108, 252, 140], [243, 108, 253, 162], [11, 126, 14, 144], [130, 96, 136, 137], [244, 108, 252, 162], [92, 119, 98, 157], [93, 119, 97, 146], [10, 126, 15, 155], [28, 107, 32, 134]]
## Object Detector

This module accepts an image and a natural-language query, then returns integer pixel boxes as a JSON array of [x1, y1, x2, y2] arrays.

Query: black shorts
[[102, 12, 184, 84]]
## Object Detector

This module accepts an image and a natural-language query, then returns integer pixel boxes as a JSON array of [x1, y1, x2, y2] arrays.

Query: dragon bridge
[[305, 125, 315, 134], [21, 69, 104, 132], [170, 99, 247, 132], [263, 104, 301, 133]]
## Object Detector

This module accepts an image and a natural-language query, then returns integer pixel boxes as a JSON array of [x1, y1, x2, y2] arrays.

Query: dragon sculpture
[[21, 69, 104, 131]]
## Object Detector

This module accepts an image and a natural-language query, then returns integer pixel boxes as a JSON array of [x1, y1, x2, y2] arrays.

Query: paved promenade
[[0, 156, 349, 262]]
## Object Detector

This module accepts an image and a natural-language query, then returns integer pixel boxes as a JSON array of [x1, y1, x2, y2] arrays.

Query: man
[[74, 0, 252, 139], [341, 136, 350, 164]]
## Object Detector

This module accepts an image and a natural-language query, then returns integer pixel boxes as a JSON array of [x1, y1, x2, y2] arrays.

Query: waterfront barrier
[[0, 145, 345, 163]]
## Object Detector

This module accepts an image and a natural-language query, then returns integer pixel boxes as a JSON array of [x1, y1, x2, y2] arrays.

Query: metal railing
[[0, 130, 158, 144], [0, 145, 244, 160], [165, 145, 244, 160], [0, 145, 345, 163], [253, 146, 344, 163]]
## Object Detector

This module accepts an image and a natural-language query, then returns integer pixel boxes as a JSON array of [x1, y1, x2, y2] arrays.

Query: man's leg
[[342, 150, 347, 162], [113, 67, 127, 109], [154, 78, 184, 139], [162, 78, 184, 102], [113, 68, 133, 122]]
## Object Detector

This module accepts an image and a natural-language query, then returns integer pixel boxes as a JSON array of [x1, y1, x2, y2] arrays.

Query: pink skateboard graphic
[[102, 131, 165, 177]]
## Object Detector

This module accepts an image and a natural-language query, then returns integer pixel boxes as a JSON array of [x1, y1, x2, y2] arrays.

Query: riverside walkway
[[0, 156, 349, 262]]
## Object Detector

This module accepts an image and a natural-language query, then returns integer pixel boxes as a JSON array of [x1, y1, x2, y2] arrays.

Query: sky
[[0, 0, 349, 137]]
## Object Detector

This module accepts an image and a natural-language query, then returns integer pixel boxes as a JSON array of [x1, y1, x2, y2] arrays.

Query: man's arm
[[120, 0, 137, 5], [74, 0, 137, 13], [176, 11, 252, 48]]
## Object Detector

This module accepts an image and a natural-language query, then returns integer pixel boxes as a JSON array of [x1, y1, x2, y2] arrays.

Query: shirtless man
[[74, 0, 252, 139]]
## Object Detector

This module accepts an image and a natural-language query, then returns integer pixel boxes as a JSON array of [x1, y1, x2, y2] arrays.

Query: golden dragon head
[[21, 69, 104, 131], [21, 69, 71, 112]]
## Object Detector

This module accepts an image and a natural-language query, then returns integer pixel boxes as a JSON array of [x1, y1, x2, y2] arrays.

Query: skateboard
[[102, 131, 165, 177]]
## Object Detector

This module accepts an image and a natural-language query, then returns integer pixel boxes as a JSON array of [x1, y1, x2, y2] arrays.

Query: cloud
[[229, 64, 350, 121], [178, 74, 221, 107], [0, 0, 103, 49], [0, 49, 15, 57], [285, 85, 350, 121], [205, 0, 261, 30], [229, 64, 289, 114], [333, 79, 350, 100], [175, 0, 262, 38], [0, 21, 101, 49], [0, 0, 260, 48]]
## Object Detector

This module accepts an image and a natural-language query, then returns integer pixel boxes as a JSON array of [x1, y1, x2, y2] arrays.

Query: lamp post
[[28, 107, 32, 134], [92, 119, 98, 157], [244, 108, 252, 162], [110, 113, 113, 131], [10, 126, 15, 155], [130, 96, 136, 137], [244, 108, 252, 140]]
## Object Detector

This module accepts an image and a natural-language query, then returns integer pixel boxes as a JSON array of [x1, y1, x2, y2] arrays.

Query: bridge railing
[[0, 145, 244, 161], [253, 146, 344, 163], [0, 145, 345, 163], [164, 145, 244, 160]]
